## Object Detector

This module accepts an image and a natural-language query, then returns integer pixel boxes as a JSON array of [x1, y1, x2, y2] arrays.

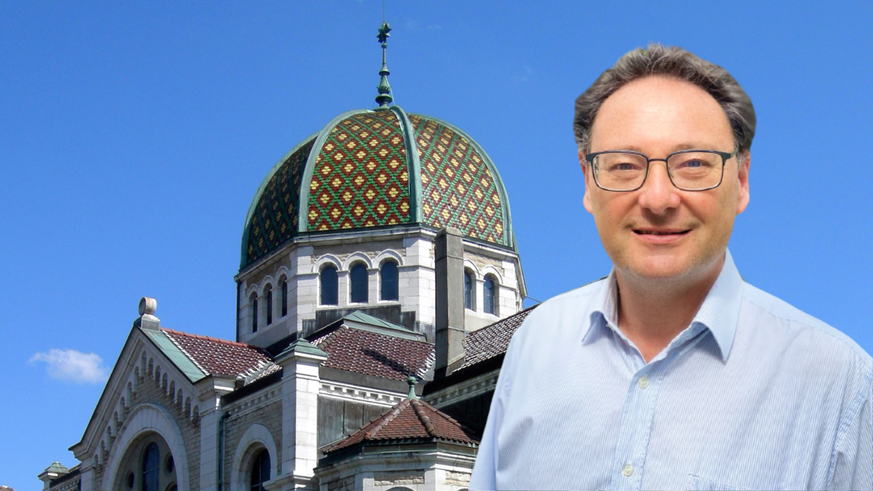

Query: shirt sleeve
[[828, 362, 873, 490]]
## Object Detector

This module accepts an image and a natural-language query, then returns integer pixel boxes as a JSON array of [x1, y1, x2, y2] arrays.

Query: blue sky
[[2, 1, 872, 489]]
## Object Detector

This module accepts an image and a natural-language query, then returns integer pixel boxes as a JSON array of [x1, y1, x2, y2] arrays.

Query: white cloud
[[29, 349, 109, 384]]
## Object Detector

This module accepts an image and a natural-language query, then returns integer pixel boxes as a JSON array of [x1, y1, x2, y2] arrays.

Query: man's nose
[[637, 161, 680, 213]]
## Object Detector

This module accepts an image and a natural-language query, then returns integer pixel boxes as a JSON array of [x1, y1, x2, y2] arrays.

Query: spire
[[375, 21, 393, 108], [407, 375, 417, 400]]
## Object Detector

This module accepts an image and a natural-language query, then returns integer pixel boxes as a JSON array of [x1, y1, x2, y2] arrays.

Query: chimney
[[435, 227, 465, 377]]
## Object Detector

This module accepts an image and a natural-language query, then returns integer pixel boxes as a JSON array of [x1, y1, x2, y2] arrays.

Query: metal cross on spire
[[375, 21, 393, 108]]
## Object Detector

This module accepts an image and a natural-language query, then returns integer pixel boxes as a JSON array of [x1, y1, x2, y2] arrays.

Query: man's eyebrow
[[596, 143, 723, 154]]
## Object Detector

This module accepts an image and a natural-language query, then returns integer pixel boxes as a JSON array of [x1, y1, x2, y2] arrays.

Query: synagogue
[[39, 21, 533, 491]]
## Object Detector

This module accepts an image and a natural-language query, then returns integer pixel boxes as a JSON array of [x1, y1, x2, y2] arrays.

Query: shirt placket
[[606, 324, 708, 490], [608, 359, 664, 491]]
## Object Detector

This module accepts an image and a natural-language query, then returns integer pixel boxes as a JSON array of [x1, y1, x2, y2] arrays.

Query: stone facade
[[315, 445, 476, 491], [223, 395, 284, 487], [237, 227, 524, 348]]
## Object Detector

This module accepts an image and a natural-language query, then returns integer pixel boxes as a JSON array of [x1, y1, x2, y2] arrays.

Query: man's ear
[[736, 149, 750, 215], [580, 152, 594, 213]]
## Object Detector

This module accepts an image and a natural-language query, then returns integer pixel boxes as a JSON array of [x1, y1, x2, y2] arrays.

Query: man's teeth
[[639, 230, 681, 235]]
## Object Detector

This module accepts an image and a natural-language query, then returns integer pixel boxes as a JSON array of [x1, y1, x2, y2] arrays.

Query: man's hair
[[573, 44, 756, 155]]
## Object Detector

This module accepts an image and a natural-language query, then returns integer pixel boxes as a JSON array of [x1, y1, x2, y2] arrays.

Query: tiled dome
[[240, 105, 515, 269]]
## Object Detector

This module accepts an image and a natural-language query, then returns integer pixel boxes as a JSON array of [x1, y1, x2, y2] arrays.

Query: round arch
[[230, 424, 279, 491], [311, 254, 342, 274], [462, 260, 481, 279], [479, 265, 504, 285], [342, 252, 373, 271], [103, 404, 190, 491], [374, 249, 404, 267]]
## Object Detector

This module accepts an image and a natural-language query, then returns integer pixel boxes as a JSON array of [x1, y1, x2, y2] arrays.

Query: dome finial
[[375, 21, 393, 108]]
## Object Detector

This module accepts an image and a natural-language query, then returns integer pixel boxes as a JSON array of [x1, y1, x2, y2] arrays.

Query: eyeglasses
[[584, 149, 738, 192]]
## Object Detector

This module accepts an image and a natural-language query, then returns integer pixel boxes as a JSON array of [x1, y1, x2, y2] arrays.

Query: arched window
[[320, 265, 338, 306], [484, 275, 498, 315], [350, 263, 368, 303], [250, 449, 270, 491], [464, 269, 475, 311], [142, 443, 160, 491], [380, 260, 399, 301], [280, 278, 288, 317], [264, 285, 273, 326], [250, 294, 258, 333]]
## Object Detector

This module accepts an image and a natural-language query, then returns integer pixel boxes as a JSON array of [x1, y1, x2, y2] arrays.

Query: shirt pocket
[[685, 474, 752, 491]]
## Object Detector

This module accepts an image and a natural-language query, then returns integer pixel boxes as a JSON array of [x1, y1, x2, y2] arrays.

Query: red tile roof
[[162, 329, 279, 381], [310, 326, 434, 381], [458, 306, 536, 370], [325, 397, 478, 453]]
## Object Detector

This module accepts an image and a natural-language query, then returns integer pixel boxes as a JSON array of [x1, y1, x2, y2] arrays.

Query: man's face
[[581, 76, 750, 285]]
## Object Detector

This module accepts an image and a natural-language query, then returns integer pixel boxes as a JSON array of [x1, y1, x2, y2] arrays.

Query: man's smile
[[632, 228, 690, 235]]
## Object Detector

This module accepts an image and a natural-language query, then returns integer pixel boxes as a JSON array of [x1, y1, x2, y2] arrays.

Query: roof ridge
[[350, 325, 433, 346], [365, 399, 410, 439], [162, 328, 259, 349], [309, 324, 348, 347], [467, 305, 538, 336], [410, 399, 437, 437], [161, 329, 210, 375]]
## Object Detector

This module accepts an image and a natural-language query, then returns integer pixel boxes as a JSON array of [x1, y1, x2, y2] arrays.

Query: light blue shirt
[[470, 251, 873, 490]]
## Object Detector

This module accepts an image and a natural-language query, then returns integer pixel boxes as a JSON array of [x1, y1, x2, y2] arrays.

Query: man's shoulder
[[528, 276, 608, 318], [509, 277, 607, 344], [741, 282, 871, 368]]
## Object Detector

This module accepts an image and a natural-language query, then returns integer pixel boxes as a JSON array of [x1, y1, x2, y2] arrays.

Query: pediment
[[69, 324, 205, 462]]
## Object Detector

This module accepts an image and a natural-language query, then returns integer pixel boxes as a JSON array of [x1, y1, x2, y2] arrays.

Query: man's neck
[[614, 256, 724, 363]]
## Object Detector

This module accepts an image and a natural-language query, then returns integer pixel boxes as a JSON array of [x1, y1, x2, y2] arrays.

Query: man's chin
[[615, 254, 724, 288]]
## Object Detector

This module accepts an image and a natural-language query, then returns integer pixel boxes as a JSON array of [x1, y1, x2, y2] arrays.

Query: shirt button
[[622, 463, 634, 477], [638, 375, 649, 389]]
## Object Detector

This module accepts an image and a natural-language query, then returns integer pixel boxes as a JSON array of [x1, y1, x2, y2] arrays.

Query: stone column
[[267, 340, 328, 491]]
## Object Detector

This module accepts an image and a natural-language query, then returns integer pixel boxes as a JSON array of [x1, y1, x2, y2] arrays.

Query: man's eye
[[610, 162, 640, 172], [673, 158, 713, 170]]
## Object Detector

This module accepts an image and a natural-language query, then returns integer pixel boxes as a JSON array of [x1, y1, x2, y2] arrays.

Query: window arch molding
[[257, 275, 276, 298], [479, 265, 504, 285], [462, 260, 482, 279], [274, 265, 291, 282], [340, 252, 373, 271], [104, 404, 191, 491], [311, 255, 342, 274], [244, 283, 260, 301], [373, 249, 403, 267], [231, 424, 278, 491]]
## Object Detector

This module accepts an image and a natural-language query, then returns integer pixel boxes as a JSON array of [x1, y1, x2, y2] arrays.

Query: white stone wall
[[316, 448, 475, 491], [237, 227, 525, 347]]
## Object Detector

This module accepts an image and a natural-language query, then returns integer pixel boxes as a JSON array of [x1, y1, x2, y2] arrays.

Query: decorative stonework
[[308, 111, 411, 232], [319, 381, 405, 408]]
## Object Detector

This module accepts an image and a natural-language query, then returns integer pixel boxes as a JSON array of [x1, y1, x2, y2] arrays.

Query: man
[[470, 45, 872, 490]]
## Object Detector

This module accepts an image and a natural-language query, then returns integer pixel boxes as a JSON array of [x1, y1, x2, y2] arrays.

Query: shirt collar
[[583, 250, 744, 363]]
